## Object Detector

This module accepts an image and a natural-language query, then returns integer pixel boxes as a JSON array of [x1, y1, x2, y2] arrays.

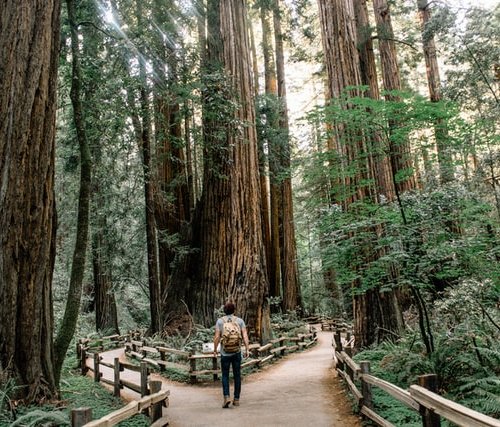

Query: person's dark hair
[[223, 301, 235, 315]]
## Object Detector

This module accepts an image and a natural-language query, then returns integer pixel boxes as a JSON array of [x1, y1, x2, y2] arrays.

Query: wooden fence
[[78, 328, 317, 385], [332, 329, 500, 427], [124, 330, 318, 382], [71, 382, 169, 427]]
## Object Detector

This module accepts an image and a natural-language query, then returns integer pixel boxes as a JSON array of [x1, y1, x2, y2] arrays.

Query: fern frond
[[10, 409, 70, 427]]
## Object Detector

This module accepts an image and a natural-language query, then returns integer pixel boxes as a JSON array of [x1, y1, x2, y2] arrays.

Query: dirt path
[[96, 331, 362, 426]]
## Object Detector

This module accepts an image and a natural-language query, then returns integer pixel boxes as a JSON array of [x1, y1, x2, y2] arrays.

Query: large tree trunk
[[133, 0, 162, 334], [260, 4, 281, 301], [417, 0, 454, 184], [80, 0, 119, 336], [318, 0, 404, 348], [194, 0, 270, 342], [152, 0, 192, 327], [373, 0, 417, 194], [251, 10, 273, 311], [318, 0, 373, 206], [272, 0, 302, 312], [92, 229, 119, 334], [54, 0, 93, 384], [354, 0, 394, 202], [0, 0, 60, 401]]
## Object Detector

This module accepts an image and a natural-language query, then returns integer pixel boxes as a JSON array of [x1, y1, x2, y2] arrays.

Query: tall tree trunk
[[54, 0, 92, 384], [417, 0, 454, 184], [136, 0, 162, 334], [373, 0, 417, 194], [152, 0, 192, 327], [318, 0, 373, 206], [354, 0, 394, 202], [0, 0, 60, 402], [318, 0, 404, 348], [260, 4, 281, 301], [92, 226, 119, 334], [272, 0, 302, 312], [195, 0, 270, 342], [81, 0, 120, 335], [251, 10, 273, 311]]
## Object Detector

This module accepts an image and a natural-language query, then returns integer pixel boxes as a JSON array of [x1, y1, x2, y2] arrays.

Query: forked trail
[[98, 331, 362, 427]]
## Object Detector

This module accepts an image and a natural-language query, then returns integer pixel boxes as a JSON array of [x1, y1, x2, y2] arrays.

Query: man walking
[[213, 301, 250, 408]]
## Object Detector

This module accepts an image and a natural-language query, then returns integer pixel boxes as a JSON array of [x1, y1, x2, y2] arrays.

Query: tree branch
[[371, 35, 418, 51], [76, 21, 119, 39]]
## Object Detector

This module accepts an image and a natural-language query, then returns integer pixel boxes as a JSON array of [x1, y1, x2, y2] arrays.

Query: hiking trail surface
[[96, 330, 363, 426]]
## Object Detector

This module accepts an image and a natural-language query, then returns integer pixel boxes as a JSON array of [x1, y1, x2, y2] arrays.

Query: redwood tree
[[373, 0, 417, 194], [259, 1, 281, 301], [318, 0, 404, 348], [194, 0, 271, 341], [272, 0, 302, 312], [0, 0, 60, 401], [417, 0, 454, 184], [152, 0, 192, 326]]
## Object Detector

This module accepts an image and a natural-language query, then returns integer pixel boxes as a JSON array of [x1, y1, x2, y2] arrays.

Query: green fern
[[10, 409, 70, 427]]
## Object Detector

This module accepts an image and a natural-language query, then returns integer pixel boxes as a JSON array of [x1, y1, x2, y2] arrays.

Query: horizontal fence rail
[[71, 383, 169, 427], [79, 328, 318, 383], [332, 329, 500, 427]]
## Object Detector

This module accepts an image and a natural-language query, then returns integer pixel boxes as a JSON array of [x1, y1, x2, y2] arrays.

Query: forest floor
[[95, 330, 363, 426]]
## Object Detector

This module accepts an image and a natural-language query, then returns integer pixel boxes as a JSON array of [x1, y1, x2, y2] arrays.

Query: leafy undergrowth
[[353, 280, 500, 426], [60, 371, 150, 426], [0, 370, 150, 427]]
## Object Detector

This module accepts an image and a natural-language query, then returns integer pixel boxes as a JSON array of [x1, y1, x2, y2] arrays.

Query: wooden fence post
[[140, 362, 149, 397], [189, 353, 196, 383], [360, 361, 373, 411], [80, 345, 87, 376], [71, 407, 92, 427], [333, 330, 344, 371], [418, 374, 441, 427], [159, 349, 166, 372], [212, 355, 218, 381], [334, 330, 343, 352], [94, 353, 100, 382], [149, 380, 163, 422], [113, 357, 121, 397]]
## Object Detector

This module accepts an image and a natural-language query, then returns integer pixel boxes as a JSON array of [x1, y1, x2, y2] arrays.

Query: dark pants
[[221, 352, 242, 399]]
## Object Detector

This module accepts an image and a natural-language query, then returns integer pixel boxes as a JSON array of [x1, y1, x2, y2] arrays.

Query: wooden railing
[[79, 328, 318, 385], [81, 348, 153, 398], [333, 329, 500, 427], [125, 330, 318, 383], [71, 382, 169, 427]]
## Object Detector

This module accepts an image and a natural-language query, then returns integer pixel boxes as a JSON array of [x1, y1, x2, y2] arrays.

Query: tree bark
[[0, 0, 60, 401], [373, 0, 417, 193], [251, 9, 273, 311], [272, 0, 302, 312], [92, 230, 119, 334], [260, 4, 281, 301], [152, 0, 192, 327], [54, 0, 93, 384], [195, 0, 270, 342], [135, 0, 162, 334], [417, 0, 454, 184], [318, 0, 404, 348], [354, 0, 394, 202], [80, 0, 120, 336]]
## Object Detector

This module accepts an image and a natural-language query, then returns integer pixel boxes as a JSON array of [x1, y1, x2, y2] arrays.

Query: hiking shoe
[[222, 397, 231, 408], [233, 399, 240, 406]]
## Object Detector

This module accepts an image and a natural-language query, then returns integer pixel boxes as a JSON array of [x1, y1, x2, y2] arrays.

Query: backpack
[[221, 316, 242, 353]]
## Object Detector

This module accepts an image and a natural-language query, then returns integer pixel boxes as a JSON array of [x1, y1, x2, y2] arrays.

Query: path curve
[[96, 331, 362, 426]]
